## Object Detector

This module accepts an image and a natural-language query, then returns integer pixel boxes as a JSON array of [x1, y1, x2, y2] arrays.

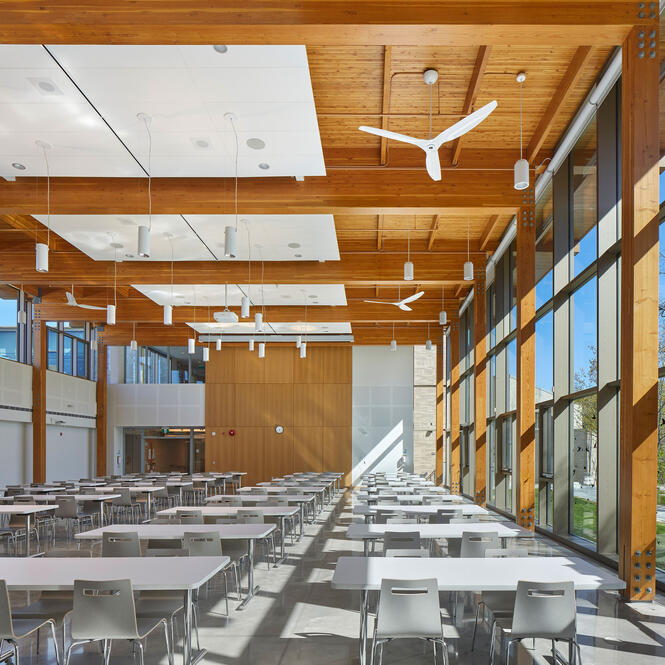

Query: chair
[[110, 488, 142, 523], [459, 531, 500, 558], [218, 496, 242, 506], [383, 531, 421, 555], [429, 508, 463, 524], [236, 509, 277, 569], [166, 484, 182, 507], [55, 496, 95, 540], [101, 531, 141, 557], [256, 499, 298, 543], [0, 579, 61, 665], [371, 578, 448, 665], [491, 580, 579, 665], [176, 509, 204, 525], [183, 531, 239, 614], [471, 549, 529, 651], [65, 579, 173, 665]]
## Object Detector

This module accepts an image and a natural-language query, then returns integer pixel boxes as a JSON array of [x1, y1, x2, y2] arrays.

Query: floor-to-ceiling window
[[657, 211, 665, 570]]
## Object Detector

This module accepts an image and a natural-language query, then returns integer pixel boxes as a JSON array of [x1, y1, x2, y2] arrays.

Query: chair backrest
[[102, 531, 141, 557], [376, 578, 442, 639], [183, 531, 223, 556], [236, 509, 264, 524], [218, 497, 242, 505], [383, 530, 421, 553], [14, 496, 35, 504], [511, 580, 577, 640], [46, 549, 92, 557], [180, 515, 204, 525], [55, 497, 80, 519], [375, 509, 401, 524], [460, 531, 500, 558], [111, 488, 132, 506], [0, 580, 15, 638], [429, 508, 463, 524], [70, 579, 139, 640], [144, 548, 190, 557]]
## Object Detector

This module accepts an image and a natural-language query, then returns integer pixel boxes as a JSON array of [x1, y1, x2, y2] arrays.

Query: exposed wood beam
[[380, 47, 393, 165], [0, 171, 522, 215], [526, 46, 594, 164], [436, 333, 446, 485], [474, 272, 487, 506], [479, 214, 502, 251], [32, 317, 46, 483], [427, 215, 440, 251], [0, 2, 641, 46], [96, 343, 107, 475], [377, 214, 384, 250], [449, 321, 461, 494], [450, 45, 492, 166]]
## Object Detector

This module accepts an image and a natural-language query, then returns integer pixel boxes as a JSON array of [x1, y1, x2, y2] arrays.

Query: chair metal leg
[[135, 639, 144, 665], [48, 620, 62, 665], [163, 619, 174, 665]]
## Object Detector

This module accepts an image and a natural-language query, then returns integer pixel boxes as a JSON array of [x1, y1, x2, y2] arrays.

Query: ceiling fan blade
[[78, 304, 108, 311], [65, 291, 77, 306], [425, 149, 442, 181], [432, 100, 498, 147], [358, 126, 427, 150], [400, 291, 425, 305], [398, 303, 413, 311], [363, 299, 395, 306]]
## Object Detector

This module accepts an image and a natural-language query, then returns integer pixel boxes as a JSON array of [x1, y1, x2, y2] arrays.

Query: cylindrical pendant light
[[91, 338, 98, 352], [296, 335, 302, 349], [130, 339, 138, 351], [255, 312, 263, 332], [249, 338, 255, 351], [463, 219, 473, 281], [36, 242, 49, 273], [513, 72, 529, 191], [390, 339, 397, 351], [258, 342, 265, 358], [403, 261, 414, 281], [300, 341, 307, 359], [224, 226, 237, 258], [137, 225, 150, 258], [216, 338, 222, 351], [188, 338, 195, 354], [163, 304, 173, 326], [426, 339, 432, 351], [17, 309, 26, 325], [439, 286, 447, 325], [241, 295, 250, 318], [202, 346, 210, 362], [106, 304, 116, 325]]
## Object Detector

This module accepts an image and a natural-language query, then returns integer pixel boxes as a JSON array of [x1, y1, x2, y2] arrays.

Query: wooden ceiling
[[0, 1, 649, 345]]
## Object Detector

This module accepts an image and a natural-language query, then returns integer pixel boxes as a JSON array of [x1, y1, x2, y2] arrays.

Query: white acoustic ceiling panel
[[47, 45, 326, 177], [34, 213, 339, 262], [132, 284, 347, 307], [187, 321, 352, 335], [0, 45, 144, 178]]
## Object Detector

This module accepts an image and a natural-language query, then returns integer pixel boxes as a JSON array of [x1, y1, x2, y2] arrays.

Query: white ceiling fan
[[65, 288, 107, 311], [364, 290, 425, 312], [358, 69, 497, 181]]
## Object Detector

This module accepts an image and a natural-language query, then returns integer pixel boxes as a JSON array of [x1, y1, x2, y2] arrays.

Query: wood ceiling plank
[[479, 214, 501, 251]]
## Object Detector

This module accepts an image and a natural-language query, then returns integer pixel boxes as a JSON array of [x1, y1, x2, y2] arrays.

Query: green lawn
[[572, 496, 597, 543]]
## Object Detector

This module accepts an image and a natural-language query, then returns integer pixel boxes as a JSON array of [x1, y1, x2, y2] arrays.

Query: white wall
[[352, 346, 414, 484], [46, 426, 95, 481]]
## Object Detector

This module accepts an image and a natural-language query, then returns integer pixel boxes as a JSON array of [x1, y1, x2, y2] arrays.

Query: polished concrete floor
[[5, 492, 665, 665]]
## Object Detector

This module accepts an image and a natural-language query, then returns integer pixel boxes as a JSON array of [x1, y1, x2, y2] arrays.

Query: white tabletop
[[133, 481, 193, 488], [13, 494, 120, 502], [346, 522, 533, 540], [97, 486, 165, 494], [75, 523, 276, 541], [0, 505, 58, 515], [238, 486, 323, 494], [1, 556, 228, 591], [332, 555, 625, 592], [206, 494, 315, 504], [158, 506, 298, 518], [352, 503, 489, 516]]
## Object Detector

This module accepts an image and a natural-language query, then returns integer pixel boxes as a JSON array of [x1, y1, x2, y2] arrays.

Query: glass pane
[[488, 353, 496, 416], [488, 420, 496, 503], [660, 221, 665, 353], [572, 277, 598, 392], [63, 321, 85, 339], [47, 330, 58, 370], [572, 119, 597, 278], [535, 310, 554, 403], [0, 286, 18, 361], [125, 347, 137, 384], [509, 242, 517, 331], [507, 338, 517, 411], [535, 182, 554, 309], [488, 284, 496, 348], [76, 340, 87, 378], [658, 377, 665, 570], [539, 406, 554, 476], [62, 336, 73, 375], [159, 354, 169, 383], [501, 416, 513, 471], [571, 393, 597, 543]]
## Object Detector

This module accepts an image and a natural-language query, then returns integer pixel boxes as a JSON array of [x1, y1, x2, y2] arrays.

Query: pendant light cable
[[230, 115, 239, 233], [41, 142, 50, 246], [113, 249, 117, 309], [519, 77, 523, 161], [141, 115, 153, 233]]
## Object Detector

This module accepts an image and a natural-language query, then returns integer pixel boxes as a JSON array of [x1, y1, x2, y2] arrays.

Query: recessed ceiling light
[[294, 253, 302, 258], [246, 138, 266, 150], [308, 295, 317, 299], [110, 242, 124, 249], [258, 163, 270, 170], [288, 242, 301, 248], [213, 45, 229, 54], [191, 138, 210, 149], [28, 77, 62, 96], [125, 253, 134, 259], [11, 163, 25, 170]]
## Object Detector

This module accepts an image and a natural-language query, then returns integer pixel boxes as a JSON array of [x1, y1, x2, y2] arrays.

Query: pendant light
[[439, 286, 447, 325], [296, 335, 302, 349], [17, 287, 26, 325], [258, 342, 265, 358], [137, 113, 152, 257], [164, 237, 174, 325], [241, 220, 251, 318], [130, 322, 138, 351], [390, 323, 397, 351], [403, 216, 414, 281], [426, 322, 432, 351], [35, 140, 51, 272], [188, 291, 196, 354], [255, 257, 265, 332], [255, 312, 263, 331], [513, 72, 529, 191], [464, 219, 473, 281], [107, 248, 118, 325], [203, 346, 210, 362], [249, 338, 255, 351], [224, 113, 240, 258], [91, 332, 98, 352], [216, 337, 222, 351], [300, 341, 307, 358], [299, 293, 308, 359]]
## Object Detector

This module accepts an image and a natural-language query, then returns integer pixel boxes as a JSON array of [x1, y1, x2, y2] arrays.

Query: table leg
[[277, 516, 286, 565], [364, 539, 370, 557], [236, 539, 259, 610], [25, 513, 31, 557], [146, 493, 152, 520], [299, 504, 304, 540], [183, 588, 192, 665], [359, 589, 369, 665], [100, 501, 105, 527]]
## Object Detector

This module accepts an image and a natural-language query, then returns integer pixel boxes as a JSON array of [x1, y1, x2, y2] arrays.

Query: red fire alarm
[[228, 429, 236, 436]]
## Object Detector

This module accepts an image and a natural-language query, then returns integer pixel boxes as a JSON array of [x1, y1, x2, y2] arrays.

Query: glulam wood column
[[474, 273, 487, 506], [449, 321, 461, 494], [515, 196, 536, 531], [436, 334, 445, 485], [32, 317, 46, 483], [619, 25, 660, 602], [96, 342, 107, 476]]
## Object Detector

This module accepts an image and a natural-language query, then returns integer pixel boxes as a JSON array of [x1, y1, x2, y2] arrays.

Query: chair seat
[[12, 598, 73, 623], [8, 617, 52, 639], [135, 596, 184, 620]]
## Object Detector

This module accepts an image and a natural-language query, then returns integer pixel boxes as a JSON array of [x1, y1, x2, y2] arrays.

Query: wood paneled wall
[[205, 346, 352, 487]]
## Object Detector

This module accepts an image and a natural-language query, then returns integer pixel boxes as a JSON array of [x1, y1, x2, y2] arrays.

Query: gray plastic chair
[[383, 531, 421, 554], [429, 508, 463, 524], [176, 509, 203, 525], [459, 531, 500, 558], [236, 509, 277, 569], [491, 580, 579, 665], [0, 579, 61, 665], [218, 496, 242, 506], [471, 548, 529, 651], [371, 578, 448, 665], [65, 579, 173, 665], [55, 497, 94, 540], [101, 531, 141, 557]]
